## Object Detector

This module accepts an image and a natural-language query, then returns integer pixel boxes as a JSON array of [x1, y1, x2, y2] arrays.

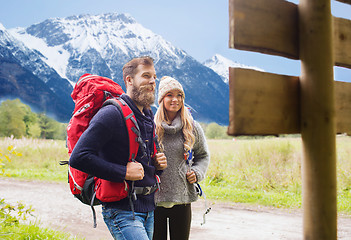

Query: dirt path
[[1, 178, 351, 239]]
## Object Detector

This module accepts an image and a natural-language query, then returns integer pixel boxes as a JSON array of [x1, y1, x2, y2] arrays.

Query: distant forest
[[0, 99, 67, 140], [0, 99, 231, 140]]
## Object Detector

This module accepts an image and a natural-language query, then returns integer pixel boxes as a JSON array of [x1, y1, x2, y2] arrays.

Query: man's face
[[129, 64, 157, 108]]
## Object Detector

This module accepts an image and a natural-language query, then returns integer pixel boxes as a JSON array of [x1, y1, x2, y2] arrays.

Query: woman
[[153, 76, 210, 240]]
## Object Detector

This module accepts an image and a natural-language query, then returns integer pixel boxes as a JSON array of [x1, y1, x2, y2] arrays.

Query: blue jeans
[[102, 206, 154, 240]]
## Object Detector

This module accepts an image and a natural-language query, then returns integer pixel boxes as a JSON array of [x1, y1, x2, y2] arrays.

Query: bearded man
[[70, 56, 167, 240]]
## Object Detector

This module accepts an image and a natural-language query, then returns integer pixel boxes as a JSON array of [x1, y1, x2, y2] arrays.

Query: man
[[69, 56, 167, 239]]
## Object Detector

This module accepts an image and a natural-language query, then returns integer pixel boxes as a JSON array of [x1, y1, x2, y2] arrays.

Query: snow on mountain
[[0, 23, 74, 121], [0, 23, 26, 53], [203, 54, 264, 84], [10, 27, 71, 82], [0, 22, 72, 88], [7, 13, 229, 124], [10, 13, 187, 82]]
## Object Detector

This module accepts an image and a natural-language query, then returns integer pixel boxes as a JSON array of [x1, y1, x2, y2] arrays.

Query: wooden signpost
[[336, 0, 351, 4], [228, 0, 351, 239]]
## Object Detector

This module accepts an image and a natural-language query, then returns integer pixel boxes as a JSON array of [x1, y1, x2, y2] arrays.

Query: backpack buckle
[[143, 187, 152, 195]]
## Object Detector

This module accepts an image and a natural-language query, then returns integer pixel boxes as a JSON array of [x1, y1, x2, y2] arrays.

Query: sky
[[0, 0, 350, 81]]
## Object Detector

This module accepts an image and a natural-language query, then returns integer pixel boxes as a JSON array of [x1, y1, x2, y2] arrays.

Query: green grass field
[[2, 136, 351, 214], [0, 222, 81, 240]]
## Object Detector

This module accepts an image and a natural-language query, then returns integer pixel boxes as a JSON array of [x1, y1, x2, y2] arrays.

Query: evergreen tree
[[23, 105, 40, 137], [38, 113, 59, 139]]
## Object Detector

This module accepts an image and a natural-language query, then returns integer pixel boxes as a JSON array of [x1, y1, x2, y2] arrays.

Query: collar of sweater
[[161, 114, 183, 135]]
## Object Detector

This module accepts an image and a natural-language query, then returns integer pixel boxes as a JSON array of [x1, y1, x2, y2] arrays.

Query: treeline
[[0, 99, 67, 140], [200, 122, 232, 140], [0, 99, 234, 140]]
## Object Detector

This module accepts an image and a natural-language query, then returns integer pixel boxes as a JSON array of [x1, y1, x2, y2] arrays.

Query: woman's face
[[163, 89, 183, 114]]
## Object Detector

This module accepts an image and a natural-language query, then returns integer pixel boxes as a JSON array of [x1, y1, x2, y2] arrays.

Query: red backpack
[[61, 74, 156, 227]]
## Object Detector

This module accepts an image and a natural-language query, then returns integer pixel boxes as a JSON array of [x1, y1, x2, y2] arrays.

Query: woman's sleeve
[[191, 121, 210, 182]]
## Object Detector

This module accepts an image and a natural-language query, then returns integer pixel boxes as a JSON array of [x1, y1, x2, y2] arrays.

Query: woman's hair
[[154, 95, 195, 153]]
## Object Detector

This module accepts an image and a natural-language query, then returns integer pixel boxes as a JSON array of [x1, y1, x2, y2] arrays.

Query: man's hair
[[122, 56, 154, 84]]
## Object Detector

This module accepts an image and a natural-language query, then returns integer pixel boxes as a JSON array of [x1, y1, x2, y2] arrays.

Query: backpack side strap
[[102, 98, 141, 220], [102, 98, 140, 162]]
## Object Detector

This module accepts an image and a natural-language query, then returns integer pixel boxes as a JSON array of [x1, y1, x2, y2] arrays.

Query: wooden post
[[299, 0, 337, 239]]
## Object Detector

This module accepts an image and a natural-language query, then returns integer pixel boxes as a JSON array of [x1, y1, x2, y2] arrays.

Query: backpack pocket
[[95, 178, 129, 202]]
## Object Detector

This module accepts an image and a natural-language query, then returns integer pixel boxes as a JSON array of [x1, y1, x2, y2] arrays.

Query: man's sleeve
[[69, 106, 127, 182]]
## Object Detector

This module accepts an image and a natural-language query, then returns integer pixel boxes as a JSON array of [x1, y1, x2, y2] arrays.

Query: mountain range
[[203, 54, 263, 83], [0, 23, 74, 121], [0, 13, 258, 125]]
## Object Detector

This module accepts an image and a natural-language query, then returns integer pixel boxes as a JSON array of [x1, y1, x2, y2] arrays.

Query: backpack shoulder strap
[[103, 98, 140, 162]]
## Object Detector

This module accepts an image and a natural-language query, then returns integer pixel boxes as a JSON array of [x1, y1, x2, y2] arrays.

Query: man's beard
[[131, 84, 155, 109]]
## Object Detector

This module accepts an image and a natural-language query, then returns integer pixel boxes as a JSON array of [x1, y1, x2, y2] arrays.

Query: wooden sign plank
[[336, 0, 351, 4], [335, 81, 351, 135], [228, 68, 300, 135], [228, 68, 351, 136], [334, 17, 351, 69], [229, 0, 299, 59], [229, 0, 351, 69]]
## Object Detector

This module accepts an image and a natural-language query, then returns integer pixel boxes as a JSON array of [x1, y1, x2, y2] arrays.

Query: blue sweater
[[69, 94, 158, 212]]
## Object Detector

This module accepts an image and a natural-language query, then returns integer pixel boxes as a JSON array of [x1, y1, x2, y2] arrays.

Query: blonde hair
[[154, 97, 195, 153]]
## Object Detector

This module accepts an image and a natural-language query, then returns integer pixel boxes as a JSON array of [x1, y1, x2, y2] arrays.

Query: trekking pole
[[129, 154, 137, 220], [185, 149, 211, 225], [200, 189, 211, 225], [154, 135, 162, 153]]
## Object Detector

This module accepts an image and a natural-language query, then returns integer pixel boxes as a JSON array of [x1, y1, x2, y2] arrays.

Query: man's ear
[[125, 75, 133, 86]]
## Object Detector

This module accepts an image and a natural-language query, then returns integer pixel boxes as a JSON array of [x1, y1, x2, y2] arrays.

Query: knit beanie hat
[[158, 76, 185, 104]]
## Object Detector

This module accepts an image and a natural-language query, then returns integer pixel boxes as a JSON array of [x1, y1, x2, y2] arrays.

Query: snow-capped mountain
[[0, 23, 74, 121], [203, 54, 263, 84], [8, 13, 229, 124], [9, 13, 197, 85]]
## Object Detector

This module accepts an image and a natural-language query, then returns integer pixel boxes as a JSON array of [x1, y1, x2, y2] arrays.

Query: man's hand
[[154, 152, 167, 170], [125, 161, 144, 181], [186, 170, 197, 184]]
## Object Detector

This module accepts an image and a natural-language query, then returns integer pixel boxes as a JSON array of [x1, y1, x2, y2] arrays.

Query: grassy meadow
[[2, 136, 351, 215], [1, 138, 69, 182], [0, 222, 81, 240]]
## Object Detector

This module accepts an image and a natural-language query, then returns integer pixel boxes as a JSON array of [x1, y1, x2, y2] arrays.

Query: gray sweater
[[155, 115, 210, 205]]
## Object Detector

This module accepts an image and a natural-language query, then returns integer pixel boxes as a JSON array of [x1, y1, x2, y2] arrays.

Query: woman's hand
[[154, 152, 167, 170], [186, 170, 197, 184]]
